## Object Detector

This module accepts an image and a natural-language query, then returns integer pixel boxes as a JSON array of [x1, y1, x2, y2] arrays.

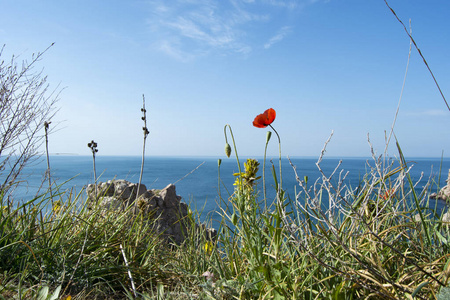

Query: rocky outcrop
[[426, 169, 450, 222], [86, 180, 216, 245], [430, 169, 450, 201], [414, 211, 450, 223]]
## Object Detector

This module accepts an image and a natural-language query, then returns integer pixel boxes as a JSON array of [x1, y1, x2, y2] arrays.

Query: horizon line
[[48, 154, 450, 160]]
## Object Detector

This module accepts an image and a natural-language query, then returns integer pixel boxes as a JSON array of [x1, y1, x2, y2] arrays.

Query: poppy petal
[[253, 108, 276, 128], [253, 113, 268, 128], [265, 108, 276, 124]]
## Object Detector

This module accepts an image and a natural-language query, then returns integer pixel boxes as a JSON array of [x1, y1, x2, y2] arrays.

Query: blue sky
[[1, 0, 449, 158]]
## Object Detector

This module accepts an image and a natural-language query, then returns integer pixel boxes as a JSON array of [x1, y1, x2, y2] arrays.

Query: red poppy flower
[[253, 108, 276, 128]]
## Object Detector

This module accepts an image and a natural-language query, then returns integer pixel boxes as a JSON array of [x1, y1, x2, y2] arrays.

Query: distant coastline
[[47, 154, 450, 160]]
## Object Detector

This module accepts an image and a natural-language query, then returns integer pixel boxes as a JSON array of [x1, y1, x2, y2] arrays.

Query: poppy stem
[[224, 124, 243, 193], [269, 124, 282, 192], [263, 136, 269, 208], [269, 124, 283, 261]]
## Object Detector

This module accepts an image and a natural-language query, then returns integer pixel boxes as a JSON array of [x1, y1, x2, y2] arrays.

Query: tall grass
[[198, 127, 449, 299], [1, 132, 449, 299], [0, 183, 178, 298]]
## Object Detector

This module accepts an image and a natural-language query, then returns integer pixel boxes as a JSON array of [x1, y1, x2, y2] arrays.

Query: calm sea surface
[[3, 155, 450, 222]]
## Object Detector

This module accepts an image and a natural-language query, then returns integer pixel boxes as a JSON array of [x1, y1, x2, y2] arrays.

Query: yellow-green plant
[[214, 112, 299, 299]]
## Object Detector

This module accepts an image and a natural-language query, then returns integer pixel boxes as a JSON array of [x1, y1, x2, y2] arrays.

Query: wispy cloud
[[144, 0, 320, 60], [264, 0, 300, 9], [405, 109, 449, 117], [158, 39, 196, 62], [146, 0, 251, 60], [264, 26, 292, 49]]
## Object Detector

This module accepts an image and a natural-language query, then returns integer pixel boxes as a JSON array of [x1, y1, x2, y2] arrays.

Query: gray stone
[[113, 180, 146, 200], [86, 180, 216, 245], [435, 169, 450, 201], [99, 196, 121, 210], [442, 211, 450, 223]]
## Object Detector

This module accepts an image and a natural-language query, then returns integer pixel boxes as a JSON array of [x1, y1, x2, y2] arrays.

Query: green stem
[[268, 124, 282, 260], [137, 94, 149, 207], [92, 152, 97, 199], [224, 125, 242, 193], [136, 133, 146, 209], [218, 159, 221, 198], [263, 139, 269, 209], [44, 122, 53, 204], [269, 124, 282, 191]]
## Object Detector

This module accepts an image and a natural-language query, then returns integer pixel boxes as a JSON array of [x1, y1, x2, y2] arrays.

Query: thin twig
[[44, 121, 53, 203], [120, 243, 137, 297], [383, 0, 449, 111], [385, 19, 412, 155], [173, 161, 205, 185], [316, 130, 334, 165]]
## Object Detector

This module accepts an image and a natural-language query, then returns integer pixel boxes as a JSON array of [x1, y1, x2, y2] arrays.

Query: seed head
[[225, 143, 231, 158]]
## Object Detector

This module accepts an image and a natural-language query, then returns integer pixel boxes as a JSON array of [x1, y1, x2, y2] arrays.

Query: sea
[[3, 155, 450, 223]]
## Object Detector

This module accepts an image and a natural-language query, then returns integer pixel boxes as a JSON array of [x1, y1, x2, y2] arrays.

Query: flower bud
[[231, 213, 238, 225], [225, 143, 231, 158], [266, 131, 272, 144], [218, 159, 222, 167]]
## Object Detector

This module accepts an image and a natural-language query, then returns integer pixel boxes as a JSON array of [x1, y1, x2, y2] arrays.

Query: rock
[[115, 180, 147, 200], [443, 211, 450, 223], [159, 184, 181, 208], [435, 169, 450, 201], [413, 211, 450, 223], [98, 196, 121, 210], [86, 180, 217, 245], [415, 169, 450, 224]]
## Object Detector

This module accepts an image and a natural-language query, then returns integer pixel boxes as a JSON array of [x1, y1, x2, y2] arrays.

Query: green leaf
[[436, 230, 448, 245], [48, 285, 61, 300], [37, 286, 49, 300], [331, 281, 343, 300], [273, 290, 285, 300], [272, 268, 282, 282], [157, 282, 164, 300], [271, 164, 278, 191], [231, 213, 238, 225], [256, 264, 271, 281], [412, 281, 429, 298], [437, 286, 450, 300]]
